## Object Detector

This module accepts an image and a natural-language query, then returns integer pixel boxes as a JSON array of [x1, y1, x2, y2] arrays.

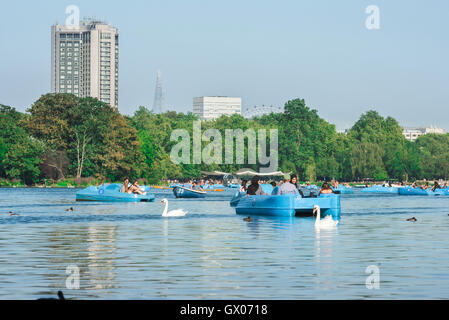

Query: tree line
[[0, 93, 448, 185]]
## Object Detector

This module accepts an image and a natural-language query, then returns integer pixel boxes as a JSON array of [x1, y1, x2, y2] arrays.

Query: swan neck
[[162, 201, 168, 216], [315, 208, 321, 226]]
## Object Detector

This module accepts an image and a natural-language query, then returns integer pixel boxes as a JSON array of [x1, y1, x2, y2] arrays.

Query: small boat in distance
[[362, 185, 399, 194], [399, 186, 449, 196], [173, 186, 207, 198]]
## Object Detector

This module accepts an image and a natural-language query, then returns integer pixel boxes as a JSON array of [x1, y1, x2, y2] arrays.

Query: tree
[[0, 104, 46, 184]]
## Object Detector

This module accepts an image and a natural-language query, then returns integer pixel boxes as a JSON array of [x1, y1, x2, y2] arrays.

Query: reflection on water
[[0, 188, 449, 299], [87, 225, 116, 291], [36, 223, 118, 298], [314, 229, 337, 292]]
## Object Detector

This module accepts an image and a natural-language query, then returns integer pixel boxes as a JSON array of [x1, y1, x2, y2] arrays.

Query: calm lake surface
[[0, 187, 448, 299]]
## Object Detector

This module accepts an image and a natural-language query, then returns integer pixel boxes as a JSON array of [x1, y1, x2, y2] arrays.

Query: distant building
[[402, 126, 445, 141], [51, 19, 119, 108], [193, 96, 242, 120], [337, 129, 349, 135], [243, 105, 283, 118]]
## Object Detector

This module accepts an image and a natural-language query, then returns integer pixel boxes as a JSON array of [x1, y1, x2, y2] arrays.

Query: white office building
[[51, 20, 119, 108], [402, 126, 445, 141], [193, 96, 242, 120]]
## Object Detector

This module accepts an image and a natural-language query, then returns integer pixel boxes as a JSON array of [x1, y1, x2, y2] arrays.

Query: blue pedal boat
[[203, 184, 225, 190], [435, 188, 449, 196], [399, 186, 449, 196], [173, 186, 207, 198], [361, 186, 399, 194], [234, 193, 341, 217], [332, 185, 354, 194], [230, 191, 246, 207], [76, 183, 155, 202]]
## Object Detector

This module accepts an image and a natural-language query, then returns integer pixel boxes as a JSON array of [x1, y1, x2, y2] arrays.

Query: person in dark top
[[247, 176, 267, 195], [431, 180, 440, 192]]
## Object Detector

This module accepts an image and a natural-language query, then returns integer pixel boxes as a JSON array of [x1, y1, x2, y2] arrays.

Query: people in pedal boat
[[246, 176, 268, 195], [239, 179, 248, 192], [183, 180, 193, 189], [128, 180, 146, 195], [120, 178, 131, 193], [421, 182, 430, 190], [319, 182, 334, 195], [191, 181, 203, 191], [332, 180, 339, 189], [431, 180, 440, 192], [276, 178, 297, 195]]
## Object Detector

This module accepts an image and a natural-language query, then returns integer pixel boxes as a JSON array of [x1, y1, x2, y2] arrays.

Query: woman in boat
[[128, 180, 146, 195], [120, 178, 130, 193], [239, 180, 248, 192], [319, 182, 334, 195], [246, 176, 267, 195], [290, 175, 305, 198]]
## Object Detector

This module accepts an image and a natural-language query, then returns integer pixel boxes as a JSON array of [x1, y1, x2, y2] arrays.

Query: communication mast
[[153, 70, 164, 114]]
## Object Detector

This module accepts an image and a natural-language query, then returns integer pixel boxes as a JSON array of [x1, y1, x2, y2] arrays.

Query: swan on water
[[313, 205, 338, 229], [160, 198, 188, 217]]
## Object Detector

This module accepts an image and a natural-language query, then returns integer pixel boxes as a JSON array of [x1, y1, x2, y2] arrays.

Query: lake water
[[0, 187, 448, 299]]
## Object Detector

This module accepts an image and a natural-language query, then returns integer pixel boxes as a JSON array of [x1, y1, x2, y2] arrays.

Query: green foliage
[[1, 96, 448, 185], [26, 94, 143, 181], [416, 134, 449, 180], [0, 104, 46, 184]]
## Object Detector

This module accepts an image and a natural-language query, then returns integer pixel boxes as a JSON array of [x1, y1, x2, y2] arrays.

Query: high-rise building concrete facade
[[193, 96, 242, 120], [51, 20, 119, 108]]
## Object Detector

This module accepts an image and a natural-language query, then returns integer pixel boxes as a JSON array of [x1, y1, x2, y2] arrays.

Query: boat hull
[[235, 193, 341, 217], [399, 187, 449, 196], [173, 186, 207, 198], [332, 186, 354, 194], [361, 186, 399, 194], [76, 184, 155, 202]]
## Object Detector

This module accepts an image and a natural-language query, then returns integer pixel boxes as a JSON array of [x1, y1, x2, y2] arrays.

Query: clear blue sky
[[0, 0, 448, 131]]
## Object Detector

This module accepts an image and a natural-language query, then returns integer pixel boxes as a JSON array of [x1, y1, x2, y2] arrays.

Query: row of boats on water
[[74, 182, 449, 219], [359, 185, 449, 195]]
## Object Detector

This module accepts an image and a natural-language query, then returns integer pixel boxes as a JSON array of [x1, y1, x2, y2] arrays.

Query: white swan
[[313, 205, 339, 229], [160, 198, 188, 217]]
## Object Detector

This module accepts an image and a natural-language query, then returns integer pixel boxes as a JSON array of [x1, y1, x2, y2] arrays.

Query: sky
[[0, 0, 448, 131]]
